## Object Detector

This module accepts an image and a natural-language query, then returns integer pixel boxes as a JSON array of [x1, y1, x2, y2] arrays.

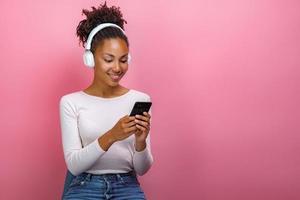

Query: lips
[[107, 73, 122, 81]]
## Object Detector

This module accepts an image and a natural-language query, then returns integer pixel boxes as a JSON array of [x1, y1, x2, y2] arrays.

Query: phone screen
[[130, 102, 152, 116]]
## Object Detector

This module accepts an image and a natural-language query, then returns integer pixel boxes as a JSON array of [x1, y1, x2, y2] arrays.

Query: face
[[93, 37, 129, 87]]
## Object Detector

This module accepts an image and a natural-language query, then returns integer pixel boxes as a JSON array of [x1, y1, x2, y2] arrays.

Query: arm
[[60, 97, 110, 176], [133, 132, 154, 176], [132, 101, 154, 176]]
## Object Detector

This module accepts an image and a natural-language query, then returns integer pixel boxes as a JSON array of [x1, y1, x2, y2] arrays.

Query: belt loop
[[85, 173, 91, 181], [116, 174, 125, 184]]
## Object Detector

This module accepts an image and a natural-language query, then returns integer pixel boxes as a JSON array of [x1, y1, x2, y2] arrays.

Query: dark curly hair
[[76, 1, 129, 53]]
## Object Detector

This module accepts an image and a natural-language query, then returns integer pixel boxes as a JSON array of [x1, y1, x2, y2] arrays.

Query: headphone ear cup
[[128, 53, 132, 64], [83, 50, 95, 68]]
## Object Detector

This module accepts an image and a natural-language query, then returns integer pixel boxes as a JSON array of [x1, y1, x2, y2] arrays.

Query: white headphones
[[83, 23, 131, 68]]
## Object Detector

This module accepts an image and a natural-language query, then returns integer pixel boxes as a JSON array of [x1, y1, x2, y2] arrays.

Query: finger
[[137, 122, 150, 130], [125, 126, 137, 133], [124, 121, 136, 128], [135, 119, 149, 127], [143, 112, 151, 119], [124, 116, 136, 123], [122, 115, 129, 119], [135, 129, 142, 135], [136, 124, 147, 132], [135, 114, 149, 122]]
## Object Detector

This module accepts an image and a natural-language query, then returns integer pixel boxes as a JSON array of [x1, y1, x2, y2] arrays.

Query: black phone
[[130, 102, 152, 116]]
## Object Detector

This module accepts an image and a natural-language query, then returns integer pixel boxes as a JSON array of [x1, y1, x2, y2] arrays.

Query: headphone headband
[[85, 23, 126, 50]]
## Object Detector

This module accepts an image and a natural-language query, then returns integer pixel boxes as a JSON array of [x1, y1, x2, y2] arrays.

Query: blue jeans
[[62, 171, 146, 200], [62, 170, 76, 198]]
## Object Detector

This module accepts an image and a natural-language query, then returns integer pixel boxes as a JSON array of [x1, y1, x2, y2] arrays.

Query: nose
[[112, 62, 121, 73]]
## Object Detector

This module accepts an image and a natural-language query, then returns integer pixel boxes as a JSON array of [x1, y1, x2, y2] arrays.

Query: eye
[[104, 59, 113, 63], [121, 60, 128, 63]]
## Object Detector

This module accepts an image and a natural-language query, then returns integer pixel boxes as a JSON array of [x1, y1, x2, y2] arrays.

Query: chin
[[108, 80, 120, 87]]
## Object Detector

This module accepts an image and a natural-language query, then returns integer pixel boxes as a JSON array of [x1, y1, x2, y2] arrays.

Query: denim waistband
[[80, 171, 137, 182]]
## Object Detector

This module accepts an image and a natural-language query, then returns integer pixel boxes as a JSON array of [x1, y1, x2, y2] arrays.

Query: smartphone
[[130, 102, 152, 116]]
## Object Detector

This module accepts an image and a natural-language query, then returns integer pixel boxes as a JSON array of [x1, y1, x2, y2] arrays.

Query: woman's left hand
[[134, 112, 151, 143]]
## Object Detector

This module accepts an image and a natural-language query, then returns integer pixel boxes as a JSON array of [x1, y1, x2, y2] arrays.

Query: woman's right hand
[[109, 115, 137, 141]]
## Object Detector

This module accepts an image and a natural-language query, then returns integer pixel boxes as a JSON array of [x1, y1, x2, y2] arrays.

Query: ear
[[83, 50, 95, 68]]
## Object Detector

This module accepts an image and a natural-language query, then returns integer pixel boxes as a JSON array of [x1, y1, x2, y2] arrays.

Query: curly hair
[[76, 1, 129, 53]]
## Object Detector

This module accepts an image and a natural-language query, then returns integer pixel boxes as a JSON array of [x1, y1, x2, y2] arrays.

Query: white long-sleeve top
[[59, 89, 153, 176]]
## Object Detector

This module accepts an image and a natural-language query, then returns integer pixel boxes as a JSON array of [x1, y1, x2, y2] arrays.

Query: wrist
[[135, 134, 147, 143], [135, 140, 146, 152], [107, 130, 118, 143], [98, 130, 116, 151]]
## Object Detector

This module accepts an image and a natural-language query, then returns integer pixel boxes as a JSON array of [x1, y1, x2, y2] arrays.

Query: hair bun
[[76, 1, 127, 48]]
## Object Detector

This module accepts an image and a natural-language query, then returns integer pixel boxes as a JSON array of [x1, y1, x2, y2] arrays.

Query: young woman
[[60, 2, 153, 199]]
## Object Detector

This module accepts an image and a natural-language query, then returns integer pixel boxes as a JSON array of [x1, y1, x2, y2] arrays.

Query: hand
[[109, 115, 137, 142], [134, 112, 151, 143]]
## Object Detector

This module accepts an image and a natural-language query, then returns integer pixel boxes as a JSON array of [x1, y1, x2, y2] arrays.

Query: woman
[[60, 2, 153, 199]]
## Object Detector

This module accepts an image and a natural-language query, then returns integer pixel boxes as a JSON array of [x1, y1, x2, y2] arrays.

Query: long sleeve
[[133, 134, 153, 176], [132, 99, 154, 176], [59, 96, 106, 176]]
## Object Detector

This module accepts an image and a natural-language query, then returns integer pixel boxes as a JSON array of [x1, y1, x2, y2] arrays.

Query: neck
[[85, 78, 124, 98]]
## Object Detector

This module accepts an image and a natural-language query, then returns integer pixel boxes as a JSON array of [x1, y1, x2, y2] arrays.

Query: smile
[[107, 73, 122, 81]]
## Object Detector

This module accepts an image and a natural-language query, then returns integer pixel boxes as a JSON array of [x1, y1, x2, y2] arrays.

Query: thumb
[[121, 115, 129, 120]]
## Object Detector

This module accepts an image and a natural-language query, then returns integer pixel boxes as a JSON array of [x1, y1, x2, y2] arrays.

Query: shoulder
[[59, 91, 83, 106], [130, 89, 151, 101]]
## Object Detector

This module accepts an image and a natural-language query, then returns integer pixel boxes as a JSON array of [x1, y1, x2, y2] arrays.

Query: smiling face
[[93, 37, 129, 87]]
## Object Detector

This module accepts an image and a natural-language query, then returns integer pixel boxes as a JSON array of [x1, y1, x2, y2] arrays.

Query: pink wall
[[1, 0, 299, 199]]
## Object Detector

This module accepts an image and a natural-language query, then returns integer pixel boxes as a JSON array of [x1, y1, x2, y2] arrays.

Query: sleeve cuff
[[91, 139, 106, 154], [133, 143, 150, 154]]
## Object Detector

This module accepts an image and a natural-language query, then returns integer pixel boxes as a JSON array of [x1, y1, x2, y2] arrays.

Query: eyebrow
[[103, 53, 128, 58]]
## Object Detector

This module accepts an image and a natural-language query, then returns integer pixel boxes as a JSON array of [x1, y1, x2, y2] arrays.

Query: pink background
[[1, 0, 299, 199]]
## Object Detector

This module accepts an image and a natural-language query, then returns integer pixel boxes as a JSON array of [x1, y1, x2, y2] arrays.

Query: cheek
[[97, 63, 111, 72], [122, 65, 129, 72], [94, 65, 109, 77], [102, 65, 112, 72]]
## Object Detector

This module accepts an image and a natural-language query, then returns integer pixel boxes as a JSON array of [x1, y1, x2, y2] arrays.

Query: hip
[[63, 171, 146, 200]]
